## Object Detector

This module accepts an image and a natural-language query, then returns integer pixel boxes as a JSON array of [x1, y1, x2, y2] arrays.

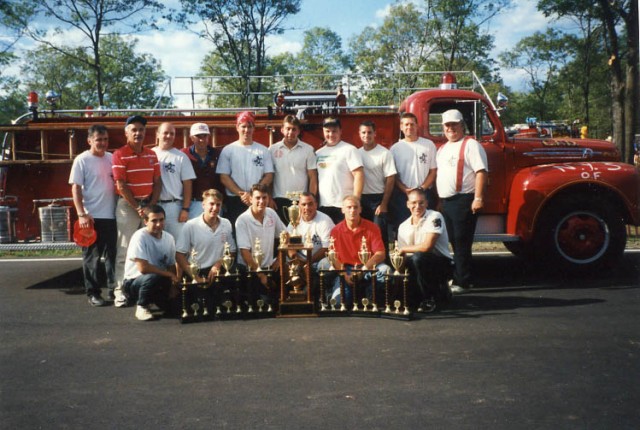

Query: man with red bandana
[[216, 111, 274, 227]]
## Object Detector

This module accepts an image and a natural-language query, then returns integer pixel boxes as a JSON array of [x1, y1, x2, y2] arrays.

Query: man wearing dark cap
[[315, 117, 364, 224], [112, 115, 162, 307], [216, 110, 274, 226]]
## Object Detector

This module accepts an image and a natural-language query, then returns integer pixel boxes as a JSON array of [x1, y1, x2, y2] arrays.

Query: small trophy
[[394, 299, 401, 314], [327, 237, 338, 270], [330, 297, 337, 311], [189, 249, 200, 283], [304, 231, 313, 249], [223, 300, 233, 314], [252, 237, 264, 272], [279, 230, 289, 249], [362, 297, 369, 312], [284, 191, 302, 244], [358, 236, 370, 270], [390, 241, 404, 276], [222, 242, 233, 276], [257, 299, 265, 312]]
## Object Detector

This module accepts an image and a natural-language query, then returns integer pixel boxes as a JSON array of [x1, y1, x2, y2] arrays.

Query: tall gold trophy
[[222, 241, 233, 276], [390, 241, 404, 275], [327, 237, 338, 270], [284, 191, 302, 245], [189, 249, 201, 283], [357, 236, 370, 270], [252, 237, 265, 271]]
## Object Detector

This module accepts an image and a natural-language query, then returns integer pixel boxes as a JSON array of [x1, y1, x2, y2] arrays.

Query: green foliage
[[21, 36, 169, 109]]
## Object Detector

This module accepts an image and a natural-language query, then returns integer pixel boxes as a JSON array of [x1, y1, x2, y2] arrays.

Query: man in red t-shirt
[[111, 115, 162, 307], [320, 195, 389, 306]]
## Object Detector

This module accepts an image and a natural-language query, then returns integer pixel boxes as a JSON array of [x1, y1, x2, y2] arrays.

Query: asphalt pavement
[[1, 252, 639, 429]]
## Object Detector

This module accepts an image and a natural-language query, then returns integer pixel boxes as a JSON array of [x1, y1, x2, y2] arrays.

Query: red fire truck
[[1, 72, 638, 271]]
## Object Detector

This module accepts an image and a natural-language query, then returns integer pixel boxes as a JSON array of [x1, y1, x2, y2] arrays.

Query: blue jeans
[[123, 273, 172, 307], [318, 259, 389, 306]]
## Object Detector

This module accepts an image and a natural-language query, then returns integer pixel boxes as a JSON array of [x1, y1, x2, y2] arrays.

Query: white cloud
[[265, 35, 303, 56]]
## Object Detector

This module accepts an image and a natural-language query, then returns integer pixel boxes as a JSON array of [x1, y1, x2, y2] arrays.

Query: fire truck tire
[[534, 195, 626, 271]]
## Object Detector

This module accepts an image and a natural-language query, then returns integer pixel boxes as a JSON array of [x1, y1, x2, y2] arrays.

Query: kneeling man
[[320, 195, 389, 305], [396, 188, 453, 311], [122, 205, 178, 321]]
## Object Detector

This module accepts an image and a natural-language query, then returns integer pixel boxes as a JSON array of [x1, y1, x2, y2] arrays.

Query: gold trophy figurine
[[284, 191, 303, 244], [357, 236, 370, 270], [222, 241, 233, 276], [252, 237, 265, 272], [390, 241, 404, 276], [327, 236, 338, 270], [189, 249, 201, 283]]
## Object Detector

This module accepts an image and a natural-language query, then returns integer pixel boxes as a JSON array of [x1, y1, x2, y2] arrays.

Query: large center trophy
[[277, 192, 314, 316], [283, 191, 302, 245]]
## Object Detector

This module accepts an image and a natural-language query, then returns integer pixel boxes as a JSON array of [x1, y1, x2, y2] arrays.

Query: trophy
[[222, 241, 233, 276], [327, 237, 338, 270], [286, 260, 305, 295], [279, 230, 289, 249], [252, 237, 264, 272], [189, 249, 200, 283], [390, 241, 404, 276], [284, 191, 302, 244], [257, 298, 265, 312], [223, 300, 233, 314], [304, 231, 313, 249], [357, 236, 370, 270]]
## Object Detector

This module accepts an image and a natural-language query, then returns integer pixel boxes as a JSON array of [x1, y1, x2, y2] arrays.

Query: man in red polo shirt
[[112, 115, 162, 307], [320, 195, 389, 306]]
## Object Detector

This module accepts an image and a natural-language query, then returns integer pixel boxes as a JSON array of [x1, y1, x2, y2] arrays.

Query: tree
[[21, 35, 168, 109], [499, 28, 573, 121], [539, 0, 639, 163], [290, 27, 350, 90], [14, 0, 164, 107], [179, 0, 301, 106]]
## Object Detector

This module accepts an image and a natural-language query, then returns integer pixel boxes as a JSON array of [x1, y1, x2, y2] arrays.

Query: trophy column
[[277, 233, 315, 317]]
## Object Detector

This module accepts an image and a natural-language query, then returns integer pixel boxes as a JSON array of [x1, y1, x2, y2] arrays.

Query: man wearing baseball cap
[[182, 122, 224, 219], [435, 109, 488, 294], [216, 111, 274, 226]]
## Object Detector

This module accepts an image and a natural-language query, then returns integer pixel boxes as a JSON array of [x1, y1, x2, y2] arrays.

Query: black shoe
[[88, 294, 106, 307], [417, 299, 436, 313], [107, 289, 116, 301]]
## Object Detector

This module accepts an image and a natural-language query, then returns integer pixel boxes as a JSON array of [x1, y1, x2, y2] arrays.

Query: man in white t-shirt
[[435, 109, 488, 293], [122, 205, 178, 321], [217, 111, 274, 227], [153, 122, 196, 241], [397, 188, 453, 311], [315, 117, 364, 224], [176, 189, 236, 282], [69, 124, 117, 306], [358, 120, 397, 245], [235, 183, 286, 305], [390, 112, 437, 229], [269, 115, 317, 222]]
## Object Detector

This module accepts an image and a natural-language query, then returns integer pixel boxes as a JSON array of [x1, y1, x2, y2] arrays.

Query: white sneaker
[[450, 285, 469, 294], [135, 305, 154, 321], [113, 286, 129, 308]]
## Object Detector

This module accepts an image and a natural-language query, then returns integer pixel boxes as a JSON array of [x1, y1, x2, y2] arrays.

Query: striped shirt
[[112, 145, 160, 199]]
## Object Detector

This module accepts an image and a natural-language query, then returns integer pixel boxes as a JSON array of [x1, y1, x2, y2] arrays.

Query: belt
[[159, 198, 181, 203]]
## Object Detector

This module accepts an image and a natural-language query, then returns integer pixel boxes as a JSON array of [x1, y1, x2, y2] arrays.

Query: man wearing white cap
[[217, 111, 274, 226], [436, 109, 488, 294], [152, 122, 196, 241], [182, 122, 224, 219]]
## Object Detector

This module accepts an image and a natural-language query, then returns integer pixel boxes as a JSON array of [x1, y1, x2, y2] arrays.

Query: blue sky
[[15, 0, 566, 108]]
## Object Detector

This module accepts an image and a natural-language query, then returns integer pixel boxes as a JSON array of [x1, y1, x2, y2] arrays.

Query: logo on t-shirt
[[253, 155, 264, 167], [433, 218, 442, 228], [419, 152, 428, 164], [164, 162, 176, 174]]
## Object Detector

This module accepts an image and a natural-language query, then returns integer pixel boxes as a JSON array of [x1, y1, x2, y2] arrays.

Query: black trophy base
[[278, 300, 315, 317], [379, 307, 413, 321], [349, 307, 381, 318]]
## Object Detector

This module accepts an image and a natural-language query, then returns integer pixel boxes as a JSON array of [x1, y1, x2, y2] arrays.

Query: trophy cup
[[252, 237, 264, 272], [327, 237, 338, 270], [223, 300, 233, 314], [222, 241, 233, 276], [257, 298, 265, 312], [189, 249, 201, 283], [390, 241, 404, 276], [357, 236, 370, 270], [284, 191, 302, 244]]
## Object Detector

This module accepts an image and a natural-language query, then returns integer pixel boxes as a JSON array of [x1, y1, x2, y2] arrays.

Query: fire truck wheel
[[535, 195, 626, 271]]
